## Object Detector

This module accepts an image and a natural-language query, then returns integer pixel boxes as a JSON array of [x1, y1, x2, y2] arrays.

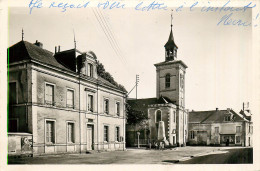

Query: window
[[236, 136, 241, 143], [9, 82, 17, 104], [115, 127, 120, 142], [45, 84, 54, 105], [249, 126, 253, 133], [190, 131, 195, 139], [67, 89, 74, 108], [215, 127, 219, 134], [224, 115, 231, 121], [46, 121, 55, 143], [87, 63, 93, 77], [67, 122, 75, 143], [236, 126, 241, 133], [104, 126, 109, 142], [116, 102, 120, 116], [165, 74, 170, 88], [180, 74, 184, 89], [88, 95, 94, 112], [9, 119, 18, 132], [104, 99, 109, 114], [155, 110, 162, 123]]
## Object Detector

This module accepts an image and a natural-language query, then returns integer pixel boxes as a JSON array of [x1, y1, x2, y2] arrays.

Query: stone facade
[[188, 109, 253, 147], [8, 40, 126, 155]]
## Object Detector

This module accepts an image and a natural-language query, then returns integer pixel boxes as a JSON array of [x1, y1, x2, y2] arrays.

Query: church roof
[[164, 28, 178, 49], [127, 96, 175, 116]]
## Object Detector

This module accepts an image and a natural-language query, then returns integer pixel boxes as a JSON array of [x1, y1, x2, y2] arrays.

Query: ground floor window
[[67, 122, 75, 143], [115, 127, 120, 142], [236, 136, 241, 143], [104, 126, 109, 142], [46, 120, 55, 143]]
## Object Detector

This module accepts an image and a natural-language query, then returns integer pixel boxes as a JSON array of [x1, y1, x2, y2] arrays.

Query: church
[[127, 22, 189, 147]]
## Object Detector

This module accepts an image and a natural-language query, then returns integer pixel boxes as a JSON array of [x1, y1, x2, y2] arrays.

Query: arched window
[[165, 74, 170, 88], [87, 63, 93, 77], [155, 110, 162, 123]]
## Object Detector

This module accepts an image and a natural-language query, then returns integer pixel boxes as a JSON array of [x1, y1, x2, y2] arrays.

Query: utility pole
[[127, 74, 140, 98], [136, 75, 139, 99]]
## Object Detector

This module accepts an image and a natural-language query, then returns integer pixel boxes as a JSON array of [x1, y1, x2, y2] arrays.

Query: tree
[[126, 103, 148, 126], [95, 59, 127, 93]]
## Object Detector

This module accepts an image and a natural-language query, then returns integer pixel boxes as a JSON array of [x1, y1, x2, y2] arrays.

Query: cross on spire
[[171, 9, 173, 28], [22, 28, 24, 41], [73, 29, 76, 49]]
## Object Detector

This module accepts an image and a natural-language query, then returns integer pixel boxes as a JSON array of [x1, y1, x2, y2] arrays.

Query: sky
[[8, 3, 257, 114]]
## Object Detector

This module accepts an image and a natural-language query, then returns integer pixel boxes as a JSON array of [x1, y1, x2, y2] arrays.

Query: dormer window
[[224, 115, 231, 121], [87, 63, 93, 77]]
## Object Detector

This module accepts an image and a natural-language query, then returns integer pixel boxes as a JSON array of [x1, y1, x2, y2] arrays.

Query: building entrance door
[[87, 125, 94, 150]]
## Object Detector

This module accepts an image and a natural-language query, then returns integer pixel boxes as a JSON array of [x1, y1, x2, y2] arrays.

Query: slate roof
[[164, 28, 178, 49], [189, 109, 248, 124], [8, 41, 70, 71], [127, 96, 175, 116], [98, 76, 119, 89], [8, 40, 127, 93]]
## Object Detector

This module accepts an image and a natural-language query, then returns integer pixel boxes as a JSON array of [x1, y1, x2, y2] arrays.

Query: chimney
[[55, 46, 57, 54], [34, 40, 43, 48], [216, 108, 218, 111], [58, 45, 60, 52], [227, 108, 230, 112]]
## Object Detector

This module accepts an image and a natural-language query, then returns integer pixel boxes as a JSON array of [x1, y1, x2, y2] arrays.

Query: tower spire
[[22, 28, 24, 41], [164, 11, 178, 61]]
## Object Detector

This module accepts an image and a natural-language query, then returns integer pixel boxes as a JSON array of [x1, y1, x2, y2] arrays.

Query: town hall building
[[8, 39, 127, 156]]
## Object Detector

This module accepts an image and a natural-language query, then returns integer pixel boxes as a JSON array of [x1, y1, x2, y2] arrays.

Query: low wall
[[8, 132, 33, 156]]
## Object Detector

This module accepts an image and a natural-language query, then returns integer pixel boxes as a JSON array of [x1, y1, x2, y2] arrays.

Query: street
[[8, 146, 253, 164], [178, 147, 253, 164]]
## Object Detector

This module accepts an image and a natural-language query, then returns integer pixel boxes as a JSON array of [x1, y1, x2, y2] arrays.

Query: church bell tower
[[154, 15, 188, 108]]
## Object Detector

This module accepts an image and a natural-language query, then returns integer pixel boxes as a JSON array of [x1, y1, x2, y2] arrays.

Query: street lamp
[[137, 131, 140, 148]]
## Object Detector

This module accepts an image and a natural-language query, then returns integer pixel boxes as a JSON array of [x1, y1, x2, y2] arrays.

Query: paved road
[[8, 146, 252, 164], [178, 147, 253, 164]]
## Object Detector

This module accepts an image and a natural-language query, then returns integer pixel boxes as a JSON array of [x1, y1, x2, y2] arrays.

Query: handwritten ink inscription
[[49, 1, 90, 12], [27, 0, 258, 27], [135, 1, 167, 11]]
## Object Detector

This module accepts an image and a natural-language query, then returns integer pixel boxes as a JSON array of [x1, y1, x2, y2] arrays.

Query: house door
[[197, 131, 207, 145], [87, 125, 94, 150]]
